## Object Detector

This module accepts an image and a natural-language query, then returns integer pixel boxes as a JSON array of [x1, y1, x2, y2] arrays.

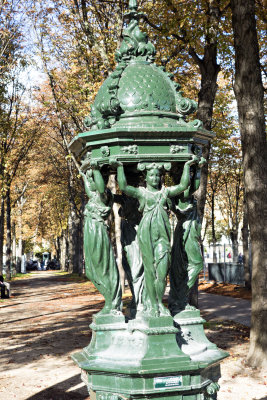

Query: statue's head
[[137, 162, 171, 189], [145, 168, 161, 189]]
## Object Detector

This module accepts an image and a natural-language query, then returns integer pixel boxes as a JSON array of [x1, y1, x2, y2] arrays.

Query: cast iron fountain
[[69, 1, 228, 399]]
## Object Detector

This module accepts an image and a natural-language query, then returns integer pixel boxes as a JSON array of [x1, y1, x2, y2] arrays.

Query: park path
[[0, 272, 99, 400], [0, 272, 265, 400], [198, 291, 251, 327]]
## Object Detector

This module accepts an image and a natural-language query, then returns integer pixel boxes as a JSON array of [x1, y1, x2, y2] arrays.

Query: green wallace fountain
[[69, 1, 228, 399]]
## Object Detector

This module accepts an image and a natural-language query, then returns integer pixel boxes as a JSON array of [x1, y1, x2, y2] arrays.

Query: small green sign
[[154, 376, 183, 389]]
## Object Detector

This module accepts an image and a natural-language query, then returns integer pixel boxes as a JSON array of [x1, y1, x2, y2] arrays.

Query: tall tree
[[0, 197, 4, 275], [231, 0, 267, 369], [28, 0, 126, 274], [216, 138, 243, 261], [0, 0, 22, 274], [144, 0, 233, 220]]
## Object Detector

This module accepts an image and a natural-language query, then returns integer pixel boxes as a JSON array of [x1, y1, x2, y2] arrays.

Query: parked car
[[46, 259, 60, 270], [26, 260, 38, 271]]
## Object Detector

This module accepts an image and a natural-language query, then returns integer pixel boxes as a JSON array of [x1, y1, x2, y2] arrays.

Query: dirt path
[[198, 291, 251, 326], [0, 272, 266, 400], [0, 272, 98, 399]]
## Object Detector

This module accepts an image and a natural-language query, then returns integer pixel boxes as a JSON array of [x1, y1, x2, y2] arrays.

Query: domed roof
[[84, 0, 202, 132], [118, 63, 176, 114]]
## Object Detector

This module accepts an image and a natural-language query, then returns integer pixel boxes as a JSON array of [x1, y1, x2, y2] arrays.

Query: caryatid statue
[[168, 157, 206, 315], [114, 192, 146, 316], [80, 164, 122, 315], [112, 156, 199, 317]]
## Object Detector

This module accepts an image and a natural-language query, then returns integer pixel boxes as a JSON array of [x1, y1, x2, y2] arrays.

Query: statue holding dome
[[112, 156, 198, 317], [80, 165, 122, 316]]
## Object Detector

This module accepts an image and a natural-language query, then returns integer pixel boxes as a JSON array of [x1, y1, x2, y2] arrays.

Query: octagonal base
[[72, 313, 228, 400]]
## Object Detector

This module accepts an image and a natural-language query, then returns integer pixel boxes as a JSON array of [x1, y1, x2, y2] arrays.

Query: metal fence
[[202, 243, 251, 285], [203, 243, 248, 264]]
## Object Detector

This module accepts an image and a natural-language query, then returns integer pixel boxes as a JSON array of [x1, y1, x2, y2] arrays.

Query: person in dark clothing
[[0, 275, 7, 298]]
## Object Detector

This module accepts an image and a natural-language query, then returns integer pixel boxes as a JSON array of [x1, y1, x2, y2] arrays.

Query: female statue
[[113, 156, 198, 317], [115, 194, 146, 316], [168, 158, 206, 315], [80, 165, 122, 315]]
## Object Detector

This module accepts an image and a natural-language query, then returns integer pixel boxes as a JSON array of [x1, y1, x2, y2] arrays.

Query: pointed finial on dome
[[129, 0, 138, 12], [115, 0, 156, 64]]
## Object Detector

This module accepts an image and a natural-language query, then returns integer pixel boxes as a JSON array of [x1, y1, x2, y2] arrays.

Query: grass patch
[[53, 271, 69, 275], [5, 272, 34, 281], [54, 273, 89, 283]]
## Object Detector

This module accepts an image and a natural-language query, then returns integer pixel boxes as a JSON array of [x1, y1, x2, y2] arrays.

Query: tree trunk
[[60, 229, 68, 271], [187, 9, 221, 310], [230, 229, 239, 263], [68, 203, 81, 274], [78, 192, 85, 276], [12, 222, 17, 272], [211, 191, 217, 262], [189, 277, 199, 308], [17, 206, 23, 273], [194, 44, 220, 221], [231, 0, 267, 369], [0, 197, 4, 275], [55, 237, 61, 262], [5, 188, 12, 280], [78, 208, 84, 276], [242, 195, 251, 289]]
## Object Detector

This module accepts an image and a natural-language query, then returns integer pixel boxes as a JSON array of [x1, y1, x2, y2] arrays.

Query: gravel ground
[[0, 272, 266, 400]]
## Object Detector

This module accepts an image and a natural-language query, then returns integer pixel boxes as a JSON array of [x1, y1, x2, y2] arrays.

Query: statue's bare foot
[[110, 309, 123, 316], [149, 307, 160, 317], [185, 304, 196, 311], [97, 305, 111, 316], [159, 303, 171, 316]]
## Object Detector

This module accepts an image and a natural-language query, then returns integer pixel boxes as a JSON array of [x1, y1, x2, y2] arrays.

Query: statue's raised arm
[[183, 156, 206, 200], [167, 155, 199, 198], [110, 158, 140, 199], [80, 169, 95, 199], [91, 160, 113, 205]]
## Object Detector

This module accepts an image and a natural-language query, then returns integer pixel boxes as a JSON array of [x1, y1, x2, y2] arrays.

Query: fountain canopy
[[69, 0, 213, 166]]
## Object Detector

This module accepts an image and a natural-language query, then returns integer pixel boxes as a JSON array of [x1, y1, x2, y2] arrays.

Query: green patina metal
[[69, 0, 213, 166], [80, 168, 122, 315], [70, 1, 227, 399], [169, 158, 206, 314], [114, 156, 199, 318]]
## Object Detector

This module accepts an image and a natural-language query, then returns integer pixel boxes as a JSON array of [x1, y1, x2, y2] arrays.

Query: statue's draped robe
[[169, 199, 203, 313], [137, 187, 171, 283], [84, 192, 121, 311]]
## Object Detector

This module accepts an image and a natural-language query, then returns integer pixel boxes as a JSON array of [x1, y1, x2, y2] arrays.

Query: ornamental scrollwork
[[121, 145, 138, 154], [100, 146, 110, 157], [170, 145, 184, 154]]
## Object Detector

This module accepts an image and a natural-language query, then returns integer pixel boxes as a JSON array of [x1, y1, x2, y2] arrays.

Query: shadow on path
[[0, 272, 103, 373], [26, 374, 89, 399], [198, 291, 251, 327]]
